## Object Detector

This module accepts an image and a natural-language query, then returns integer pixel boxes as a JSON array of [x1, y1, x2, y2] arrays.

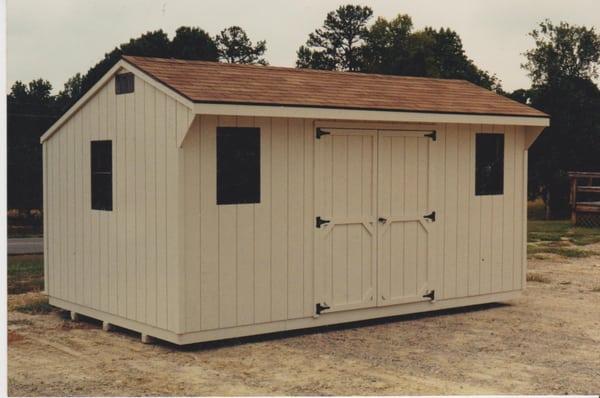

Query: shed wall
[[180, 118, 527, 334], [44, 74, 193, 333]]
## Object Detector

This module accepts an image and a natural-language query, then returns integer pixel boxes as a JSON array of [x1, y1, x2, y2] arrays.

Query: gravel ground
[[8, 248, 600, 396]]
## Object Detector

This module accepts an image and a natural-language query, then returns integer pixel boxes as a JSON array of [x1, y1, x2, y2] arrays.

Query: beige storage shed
[[41, 56, 549, 344]]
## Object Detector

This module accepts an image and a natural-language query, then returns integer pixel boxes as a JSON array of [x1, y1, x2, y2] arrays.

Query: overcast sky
[[6, 0, 600, 94]]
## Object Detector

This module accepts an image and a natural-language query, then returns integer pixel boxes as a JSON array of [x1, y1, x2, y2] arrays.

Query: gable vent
[[115, 73, 134, 95]]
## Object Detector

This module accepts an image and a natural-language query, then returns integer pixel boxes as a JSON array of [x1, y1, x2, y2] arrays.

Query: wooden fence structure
[[568, 171, 600, 227]]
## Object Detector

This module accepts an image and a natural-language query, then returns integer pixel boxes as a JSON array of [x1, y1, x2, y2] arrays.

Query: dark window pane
[[91, 140, 113, 210], [217, 127, 260, 205], [115, 73, 134, 94], [475, 133, 504, 196]]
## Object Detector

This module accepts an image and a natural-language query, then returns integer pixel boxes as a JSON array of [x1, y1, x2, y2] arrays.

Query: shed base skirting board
[[50, 290, 521, 345]]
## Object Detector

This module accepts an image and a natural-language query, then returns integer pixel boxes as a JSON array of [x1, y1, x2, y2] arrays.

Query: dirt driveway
[[8, 250, 600, 396]]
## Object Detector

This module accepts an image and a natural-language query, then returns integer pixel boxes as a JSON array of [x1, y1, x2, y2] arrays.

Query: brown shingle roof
[[123, 55, 548, 118]]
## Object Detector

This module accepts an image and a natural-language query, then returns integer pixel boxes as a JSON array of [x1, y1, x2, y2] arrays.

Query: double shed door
[[315, 128, 435, 314]]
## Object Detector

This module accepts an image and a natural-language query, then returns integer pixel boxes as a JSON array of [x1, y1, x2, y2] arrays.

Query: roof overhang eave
[[192, 102, 550, 127]]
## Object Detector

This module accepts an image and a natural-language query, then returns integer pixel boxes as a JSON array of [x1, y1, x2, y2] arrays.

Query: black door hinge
[[423, 211, 436, 222], [422, 290, 435, 301], [316, 303, 330, 314], [424, 131, 437, 141], [316, 216, 330, 228], [316, 128, 331, 139]]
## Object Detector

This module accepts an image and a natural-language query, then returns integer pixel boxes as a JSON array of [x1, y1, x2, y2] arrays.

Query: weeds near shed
[[528, 220, 600, 246], [8, 255, 44, 294], [526, 272, 551, 283], [527, 244, 597, 258], [15, 295, 53, 315]]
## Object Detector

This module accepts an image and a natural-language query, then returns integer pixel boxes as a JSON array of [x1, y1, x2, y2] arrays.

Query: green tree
[[521, 20, 600, 218], [171, 26, 219, 61], [361, 14, 413, 73], [296, 4, 373, 71], [362, 18, 499, 89], [7, 80, 59, 211], [524, 20, 600, 85], [216, 26, 267, 64]]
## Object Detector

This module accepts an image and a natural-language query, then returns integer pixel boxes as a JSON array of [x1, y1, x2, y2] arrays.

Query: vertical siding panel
[[346, 134, 363, 304], [183, 117, 201, 331], [433, 124, 446, 298], [47, 140, 54, 295], [125, 91, 137, 319], [287, 119, 304, 319], [331, 135, 348, 306], [402, 137, 416, 297], [177, 104, 190, 333], [82, 110, 91, 305], [155, 92, 168, 328], [99, 87, 110, 312], [443, 124, 458, 299], [116, 89, 128, 318], [73, 114, 83, 304], [236, 116, 256, 326], [107, 85, 118, 314], [91, 97, 102, 308], [144, 83, 157, 325], [479, 172, 493, 294], [200, 115, 219, 330], [514, 128, 525, 289], [502, 126, 516, 291], [456, 125, 470, 297], [46, 140, 52, 295], [303, 120, 314, 317], [270, 118, 288, 321], [416, 135, 429, 291], [362, 133, 375, 305], [468, 125, 481, 295], [491, 127, 504, 293], [43, 143, 48, 293], [254, 117, 272, 323], [217, 115, 238, 328], [165, 97, 180, 332], [59, 122, 66, 300], [68, 115, 76, 302], [135, 79, 147, 323]]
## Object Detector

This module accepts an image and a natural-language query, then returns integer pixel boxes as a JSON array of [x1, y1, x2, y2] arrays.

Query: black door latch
[[423, 211, 436, 222], [424, 131, 437, 141], [422, 290, 435, 301], [316, 216, 331, 228], [316, 128, 331, 139], [316, 303, 330, 314]]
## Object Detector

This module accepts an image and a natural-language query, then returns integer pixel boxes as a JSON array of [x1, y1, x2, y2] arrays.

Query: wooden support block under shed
[[102, 321, 112, 332], [141, 334, 153, 344], [70, 311, 79, 321]]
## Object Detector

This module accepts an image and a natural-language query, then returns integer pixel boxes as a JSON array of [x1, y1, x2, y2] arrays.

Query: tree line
[[7, 5, 600, 218]]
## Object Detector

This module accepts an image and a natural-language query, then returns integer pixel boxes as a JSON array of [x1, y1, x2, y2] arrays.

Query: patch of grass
[[14, 295, 53, 315], [528, 220, 600, 246], [527, 244, 597, 258], [526, 272, 551, 283], [7, 255, 44, 294]]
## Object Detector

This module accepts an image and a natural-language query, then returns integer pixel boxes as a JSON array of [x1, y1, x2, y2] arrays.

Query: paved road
[[7, 237, 44, 255]]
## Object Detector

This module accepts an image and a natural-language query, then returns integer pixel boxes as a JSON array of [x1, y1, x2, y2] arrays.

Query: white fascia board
[[193, 102, 550, 127], [40, 60, 193, 143]]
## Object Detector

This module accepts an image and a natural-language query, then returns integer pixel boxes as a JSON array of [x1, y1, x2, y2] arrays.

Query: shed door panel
[[315, 129, 377, 313], [377, 131, 434, 306]]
